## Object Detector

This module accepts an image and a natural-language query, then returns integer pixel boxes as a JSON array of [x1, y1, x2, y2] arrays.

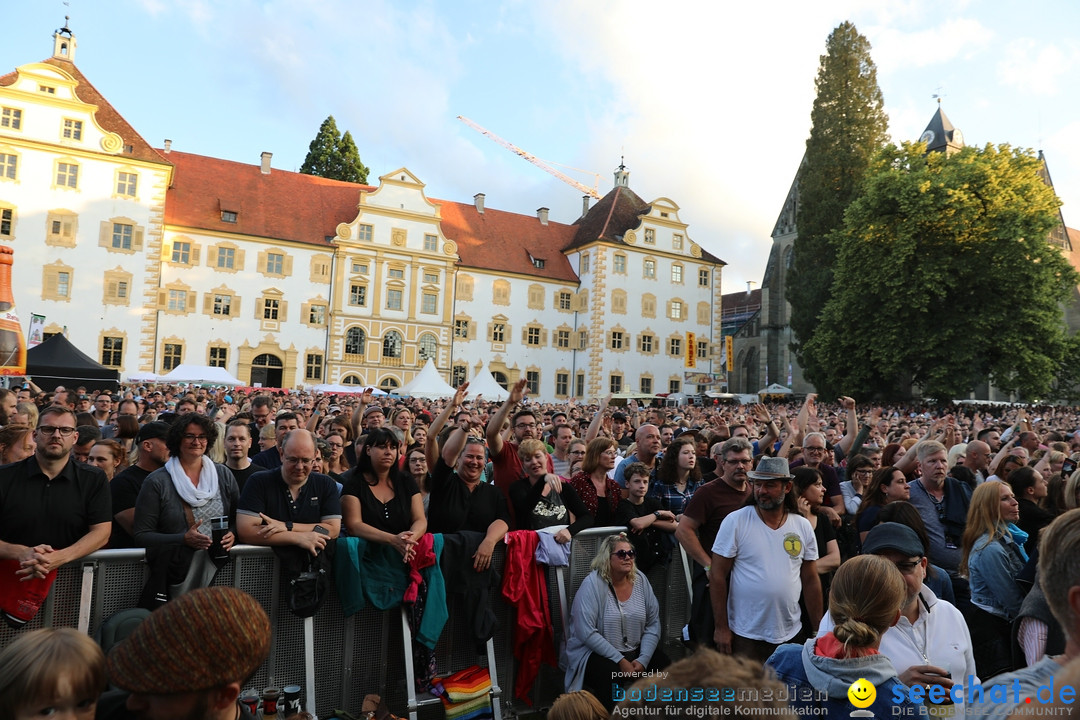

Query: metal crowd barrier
[[0, 532, 694, 718]]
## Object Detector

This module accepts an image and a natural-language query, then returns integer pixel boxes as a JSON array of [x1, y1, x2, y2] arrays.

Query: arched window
[[382, 331, 403, 359], [418, 333, 437, 362], [380, 377, 400, 391], [491, 371, 509, 389], [345, 327, 366, 356], [342, 375, 363, 385]]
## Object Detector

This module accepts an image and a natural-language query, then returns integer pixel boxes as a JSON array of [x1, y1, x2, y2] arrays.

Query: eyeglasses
[[612, 549, 636, 559], [514, 423, 537, 430], [327, 442, 344, 449], [852, 469, 873, 476], [804, 446, 826, 453], [284, 457, 315, 466], [183, 434, 209, 443], [38, 425, 76, 437], [724, 458, 753, 466], [893, 559, 922, 575]]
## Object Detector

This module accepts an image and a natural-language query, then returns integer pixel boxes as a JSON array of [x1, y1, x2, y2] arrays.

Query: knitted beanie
[[107, 586, 271, 693]]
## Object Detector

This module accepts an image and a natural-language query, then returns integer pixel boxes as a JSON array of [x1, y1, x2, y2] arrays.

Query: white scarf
[[165, 456, 219, 508]]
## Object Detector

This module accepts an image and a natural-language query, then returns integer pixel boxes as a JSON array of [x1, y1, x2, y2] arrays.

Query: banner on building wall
[[685, 331, 696, 368], [684, 372, 723, 386], [27, 314, 45, 349], [725, 336, 733, 372]]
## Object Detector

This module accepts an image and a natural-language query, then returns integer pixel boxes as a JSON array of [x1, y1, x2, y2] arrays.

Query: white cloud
[[997, 39, 1077, 96], [869, 18, 994, 71]]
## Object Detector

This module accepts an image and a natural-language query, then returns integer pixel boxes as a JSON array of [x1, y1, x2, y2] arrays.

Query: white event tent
[[397, 359, 456, 399]]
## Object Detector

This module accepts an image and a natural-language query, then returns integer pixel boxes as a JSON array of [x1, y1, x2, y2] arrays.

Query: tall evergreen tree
[[300, 116, 342, 177], [787, 22, 889, 385], [300, 116, 369, 183], [335, 130, 370, 184]]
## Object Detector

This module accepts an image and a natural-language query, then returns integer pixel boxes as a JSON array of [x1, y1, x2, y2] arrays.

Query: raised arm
[[350, 387, 374, 439], [486, 379, 527, 458], [584, 394, 612, 444], [429, 383, 469, 468]]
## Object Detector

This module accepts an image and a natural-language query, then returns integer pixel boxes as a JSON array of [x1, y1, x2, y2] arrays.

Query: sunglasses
[[612, 549, 636, 559]]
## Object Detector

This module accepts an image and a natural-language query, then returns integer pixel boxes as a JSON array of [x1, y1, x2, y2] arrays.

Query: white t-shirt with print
[[711, 505, 818, 643]]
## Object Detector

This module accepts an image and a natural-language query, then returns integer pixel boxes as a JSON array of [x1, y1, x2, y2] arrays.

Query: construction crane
[[457, 115, 601, 199]]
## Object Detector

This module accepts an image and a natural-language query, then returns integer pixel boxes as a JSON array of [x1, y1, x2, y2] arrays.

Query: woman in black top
[[510, 439, 592, 542], [341, 427, 426, 562]]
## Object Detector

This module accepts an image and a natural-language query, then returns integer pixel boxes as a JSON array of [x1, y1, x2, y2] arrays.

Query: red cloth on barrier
[[500, 530, 556, 704], [405, 533, 435, 604]]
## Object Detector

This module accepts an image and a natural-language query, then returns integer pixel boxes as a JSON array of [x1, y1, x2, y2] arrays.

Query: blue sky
[[6, 1, 1080, 294]]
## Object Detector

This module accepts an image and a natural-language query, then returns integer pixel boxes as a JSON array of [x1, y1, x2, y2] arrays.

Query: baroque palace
[[0, 25, 725, 400]]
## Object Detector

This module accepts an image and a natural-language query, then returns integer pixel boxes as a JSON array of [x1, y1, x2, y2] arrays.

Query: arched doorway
[[250, 353, 284, 388], [491, 371, 509, 389]]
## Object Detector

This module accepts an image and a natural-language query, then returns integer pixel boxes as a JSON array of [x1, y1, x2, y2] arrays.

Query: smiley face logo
[[847, 678, 876, 708]]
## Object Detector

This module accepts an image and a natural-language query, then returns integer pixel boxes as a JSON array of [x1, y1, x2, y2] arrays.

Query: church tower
[[919, 102, 964, 156]]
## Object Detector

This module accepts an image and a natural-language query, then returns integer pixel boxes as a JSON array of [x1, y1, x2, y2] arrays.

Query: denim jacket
[[968, 528, 1026, 620]]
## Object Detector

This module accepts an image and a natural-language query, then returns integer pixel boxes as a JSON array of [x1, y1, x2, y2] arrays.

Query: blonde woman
[[563, 533, 667, 709], [960, 481, 1026, 678], [767, 555, 916, 716]]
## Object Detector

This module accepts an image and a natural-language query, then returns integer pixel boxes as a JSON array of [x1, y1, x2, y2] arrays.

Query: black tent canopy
[[26, 334, 120, 392]]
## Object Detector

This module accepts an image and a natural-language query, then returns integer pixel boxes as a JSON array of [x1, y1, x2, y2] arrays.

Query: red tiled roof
[[164, 151, 371, 246], [436, 201, 579, 282], [0, 57, 171, 166]]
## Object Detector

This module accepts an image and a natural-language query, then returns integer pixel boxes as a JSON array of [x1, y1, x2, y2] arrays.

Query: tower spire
[[52, 16, 77, 61]]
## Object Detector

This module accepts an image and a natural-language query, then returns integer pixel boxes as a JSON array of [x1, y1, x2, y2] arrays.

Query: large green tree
[[788, 21, 889, 378], [300, 116, 369, 183], [802, 142, 1077, 401]]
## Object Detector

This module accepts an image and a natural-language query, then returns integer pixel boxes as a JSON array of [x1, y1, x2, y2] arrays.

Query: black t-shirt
[[617, 496, 668, 571], [237, 469, 342, 526], [428, 458, 511, 534], [110, 464, 151, 549], [508, 476, 593, 535], [0, 456, 111, 548], [341, 470, 420, 535], [227, 463, 267, 493]]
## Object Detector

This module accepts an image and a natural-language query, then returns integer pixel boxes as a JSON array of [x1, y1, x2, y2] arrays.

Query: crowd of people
[[7, 379, 1080, 717]]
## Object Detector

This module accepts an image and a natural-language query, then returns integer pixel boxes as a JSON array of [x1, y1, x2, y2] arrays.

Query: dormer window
[[532, 257, 546, 269], [39, 85, 56, 94], [221, 211, 237, 223], [62, 119, 82, 141]]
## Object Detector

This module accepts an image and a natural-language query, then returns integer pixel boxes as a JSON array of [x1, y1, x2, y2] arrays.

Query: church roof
[[0, 57, 171, 166], [920, 105, 964, 154]]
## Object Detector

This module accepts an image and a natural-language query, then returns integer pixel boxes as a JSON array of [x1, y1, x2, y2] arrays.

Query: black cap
[[612, 412, 628, 422], [136, 421, 171, 443], [862, 522, 924, 558]]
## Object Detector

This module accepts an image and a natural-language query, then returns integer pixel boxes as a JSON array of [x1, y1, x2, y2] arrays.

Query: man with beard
[[102, 586, 270, 720], [677, 437, 754, 645], [0, 407, 112, 589], [485, 379, 552, 501], [710, 456, 820, 663]]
